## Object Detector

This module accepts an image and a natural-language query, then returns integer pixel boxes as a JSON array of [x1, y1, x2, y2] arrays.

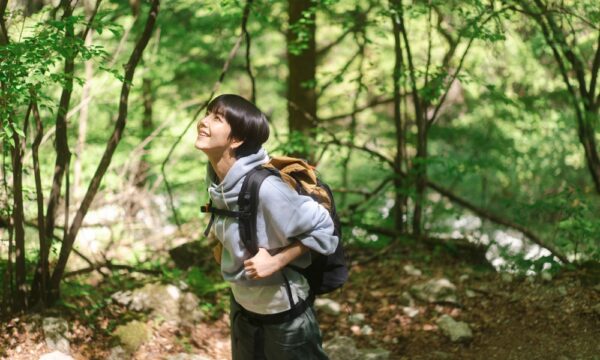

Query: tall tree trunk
[[390, 0, 407, 234], [287, 0, 317, 162], [520, 0, 600, 195], [396, 1, 426, 236], [9, 107, 29, 312], [47, 0, 160, 303]]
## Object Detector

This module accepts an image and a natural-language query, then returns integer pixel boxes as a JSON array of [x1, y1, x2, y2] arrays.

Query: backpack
[[202, 156, 348, 296]]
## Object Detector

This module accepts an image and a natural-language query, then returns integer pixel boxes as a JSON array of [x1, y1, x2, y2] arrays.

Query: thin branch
[[242, 0, 256, 103], [321, 135, 395, 168], [587, 30, 600, 106], [65, 262, 160, 278], [320, 96, 396, 122], [318, 47, 362, 95]]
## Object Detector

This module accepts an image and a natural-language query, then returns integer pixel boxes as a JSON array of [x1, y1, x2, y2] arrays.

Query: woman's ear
[[230, 138, 244, 150]]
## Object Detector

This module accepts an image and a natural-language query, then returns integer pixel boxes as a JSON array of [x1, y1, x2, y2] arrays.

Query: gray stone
[[324, 336, 361, 360], [403, 264, 422, 277], [465, 289, 477, 298], [111, 290, 133, 306], [39, 351, 74, 360], [541, 272, 552, 282], [107, 346, 127, 360], [402, 306, 419, 318], [360, 325, 373, 335], [179, 292, 205, 327], [166, 354, 212, 360], [348, 313, 365, 325], [410, 279, 459, 304], [42, 317, 70, 354], [314, 298, 341, 316], [359, 348, 390, 360], [436, 314, 473, 343]]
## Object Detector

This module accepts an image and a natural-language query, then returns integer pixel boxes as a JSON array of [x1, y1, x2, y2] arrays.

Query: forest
[[0, 0, 599, 359]]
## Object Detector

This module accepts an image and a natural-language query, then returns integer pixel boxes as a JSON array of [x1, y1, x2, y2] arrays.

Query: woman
[[195, 94, 338, 359]]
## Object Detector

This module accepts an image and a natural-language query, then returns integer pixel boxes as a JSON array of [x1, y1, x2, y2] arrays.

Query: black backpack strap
[[201, 200, 250, 237], [237, 166, 278, 255]]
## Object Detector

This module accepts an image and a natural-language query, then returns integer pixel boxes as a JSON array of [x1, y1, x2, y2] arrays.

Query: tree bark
[[47, 0, 160, 303], [287, 0, 317, 162], [390, 0, 407, 234]]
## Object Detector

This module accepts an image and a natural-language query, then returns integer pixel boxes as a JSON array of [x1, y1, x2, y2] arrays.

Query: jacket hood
[[207, 148, 269, 207]]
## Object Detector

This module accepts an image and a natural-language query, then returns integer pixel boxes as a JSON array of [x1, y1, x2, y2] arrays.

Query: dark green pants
[[230, 298, 329, 360]]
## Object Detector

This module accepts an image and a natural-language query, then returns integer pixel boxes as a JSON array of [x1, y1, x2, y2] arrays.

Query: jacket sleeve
[[256, 176, 339, 255]]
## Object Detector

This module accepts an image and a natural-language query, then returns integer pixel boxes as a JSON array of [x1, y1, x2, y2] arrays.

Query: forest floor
[[1, 239, 599, 359]]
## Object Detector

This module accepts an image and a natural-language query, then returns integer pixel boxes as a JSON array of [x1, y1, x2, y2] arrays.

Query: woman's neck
[[208, 152, 237, 183]]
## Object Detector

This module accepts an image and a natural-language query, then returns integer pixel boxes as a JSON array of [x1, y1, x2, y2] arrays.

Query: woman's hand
[[244, 242, 309, 280], [244, 248, 281, 279]]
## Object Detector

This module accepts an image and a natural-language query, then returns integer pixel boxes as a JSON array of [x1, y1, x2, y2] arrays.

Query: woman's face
[[195, 111, 237, 155]]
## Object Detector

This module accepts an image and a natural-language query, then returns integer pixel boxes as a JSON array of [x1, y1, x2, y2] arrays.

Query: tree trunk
[[9, 118, 27, 312], [47, 0, 160, 304], [287, 0, 317, 162], [390, 0, 407, 234]]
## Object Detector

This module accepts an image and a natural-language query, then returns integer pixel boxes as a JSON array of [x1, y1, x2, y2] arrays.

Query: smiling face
[[195, 111, 242, 157]]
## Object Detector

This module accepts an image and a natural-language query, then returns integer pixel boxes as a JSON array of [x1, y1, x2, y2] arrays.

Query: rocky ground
[[1, 241, 599, 359]]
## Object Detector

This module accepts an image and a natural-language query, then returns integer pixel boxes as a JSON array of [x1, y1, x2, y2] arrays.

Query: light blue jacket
[[206, 148, 339, 289]]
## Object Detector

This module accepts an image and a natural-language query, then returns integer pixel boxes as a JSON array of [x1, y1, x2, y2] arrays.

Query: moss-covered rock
[[113, 320, 151, 353]]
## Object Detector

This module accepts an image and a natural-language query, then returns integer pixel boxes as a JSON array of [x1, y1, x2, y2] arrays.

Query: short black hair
[[207, 94, 270, 158]]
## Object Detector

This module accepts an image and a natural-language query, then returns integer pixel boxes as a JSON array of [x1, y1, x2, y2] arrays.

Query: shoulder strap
[[238, 166, 278, 255]]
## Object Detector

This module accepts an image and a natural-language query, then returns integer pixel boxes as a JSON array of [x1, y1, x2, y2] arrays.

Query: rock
[[403, 264, 422, 277], [113, 320, 151, 353], [541, 272, 552, 282], [324, 336, 361, 360], [107, 346, 127, 360], [39, 351, 74, 360], [458, 274, 469, 283], [166, 354, 212, 360], [42, 317, 70, 354], [359, 348, 390, 360], [402, 306, 419, 318], [179, 292, 205, 327], [399, 292, 415, 307], [114, 283, 204, 326], [348, 313, 365, 325], [410, 279, 459, 304], [465, 289, 477, 298], [314, 298, 341, 316], [360, 325, 373, 335], [436, 314, 473, 343], [128, 283, 181, 323]]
